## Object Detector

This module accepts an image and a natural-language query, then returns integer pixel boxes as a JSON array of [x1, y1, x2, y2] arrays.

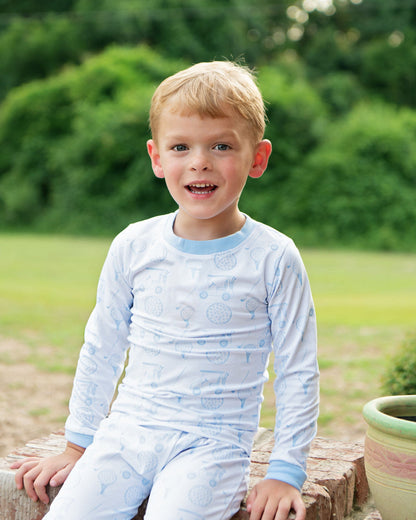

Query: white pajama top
[[65, 212, 319, 490]]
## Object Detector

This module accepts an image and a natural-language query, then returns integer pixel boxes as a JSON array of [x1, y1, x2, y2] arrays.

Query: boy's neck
[[173, 210, 246, 241]]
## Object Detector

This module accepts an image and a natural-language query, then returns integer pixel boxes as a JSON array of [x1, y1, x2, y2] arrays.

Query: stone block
[[309, 436, 369, 507], [306, 458, 356, 517], [302, 481, 333, 520], [0, 432, 65, 520], [1, 429, 372, 520]]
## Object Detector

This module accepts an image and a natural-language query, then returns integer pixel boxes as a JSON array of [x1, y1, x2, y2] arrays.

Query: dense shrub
[[316, 72, 364, 116], [0, 15, 85, 100], [240, 64, 327, 229], [1, 41, 416, 250], [2, 0, 416, 111], [281, 102, 416, 250], [0, 0, 286, 100], [0, 49, 331, 235], [0, 46, 182, 233], [359, 35, 416, 108], [382, 334, 416, 396], [300, 26, 360, 80]]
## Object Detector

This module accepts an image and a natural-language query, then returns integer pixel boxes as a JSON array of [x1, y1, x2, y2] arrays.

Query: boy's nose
[[191, 164, 208, 172], [190, 151, 211, 172]]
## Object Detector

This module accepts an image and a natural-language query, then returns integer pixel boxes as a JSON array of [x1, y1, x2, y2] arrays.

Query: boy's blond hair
[[149, 61, 266, 144]]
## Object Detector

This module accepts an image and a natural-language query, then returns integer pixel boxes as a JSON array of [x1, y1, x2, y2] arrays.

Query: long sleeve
[[65, 232, 133, 447], [266, 241, 319, 490]]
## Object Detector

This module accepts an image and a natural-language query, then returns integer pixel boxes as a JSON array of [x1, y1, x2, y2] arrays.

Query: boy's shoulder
[[250, 217, 296, 250], [249, 218, 306, 272], [107, 213, 171, 258], [114, 213, 170, 241]]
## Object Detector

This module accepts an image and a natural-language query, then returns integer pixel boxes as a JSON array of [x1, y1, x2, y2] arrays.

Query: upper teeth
[[190, 184, 214, 188]]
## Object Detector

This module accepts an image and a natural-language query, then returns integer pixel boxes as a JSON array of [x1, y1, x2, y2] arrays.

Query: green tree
[[0, 0, 76, 15], [0, 46, 329, 235], [0, 46, 182, 233], [359, 35, 416, 107], [283, 102, 416, 250], [240, 63, 327, 230], [0, 15, 85, 99]]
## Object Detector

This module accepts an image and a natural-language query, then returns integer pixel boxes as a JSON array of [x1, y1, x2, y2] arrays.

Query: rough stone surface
[[308, 436, 369, 508], [0, 429, 377, 520]]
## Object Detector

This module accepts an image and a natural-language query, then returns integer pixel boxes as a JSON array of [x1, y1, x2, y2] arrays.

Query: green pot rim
[[363, 395, 416, 439]]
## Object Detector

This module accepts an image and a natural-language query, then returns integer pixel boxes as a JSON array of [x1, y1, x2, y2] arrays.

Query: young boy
[[11, 61, 319, 520]]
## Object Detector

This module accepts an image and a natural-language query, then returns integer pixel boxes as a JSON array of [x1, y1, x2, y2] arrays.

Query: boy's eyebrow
[[163, 129, 241, 142]]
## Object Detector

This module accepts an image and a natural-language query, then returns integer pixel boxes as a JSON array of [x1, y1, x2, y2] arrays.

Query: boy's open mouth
[[186, 183, 217, 194]]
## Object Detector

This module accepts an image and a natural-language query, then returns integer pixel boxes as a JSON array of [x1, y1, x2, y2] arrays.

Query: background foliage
[[382, 334, 416, 396], [1, 0, 416, 249]]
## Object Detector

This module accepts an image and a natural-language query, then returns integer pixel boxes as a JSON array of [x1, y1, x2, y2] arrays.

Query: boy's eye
[[214, 144, 230, 151], [172, 144, 188, 152]]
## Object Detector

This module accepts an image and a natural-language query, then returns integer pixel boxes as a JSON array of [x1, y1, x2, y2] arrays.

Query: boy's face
[[147, 103, 271, 240]]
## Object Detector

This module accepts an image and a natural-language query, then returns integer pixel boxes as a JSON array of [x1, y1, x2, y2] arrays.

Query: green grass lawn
[[0, 234, 111, 371], [1, 234, 415, 438], [264, 248, 416, 437]]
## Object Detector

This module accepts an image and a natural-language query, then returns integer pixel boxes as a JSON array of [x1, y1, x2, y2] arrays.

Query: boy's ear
[[147, 139, 165, 179], [249, 139, 272, 179]]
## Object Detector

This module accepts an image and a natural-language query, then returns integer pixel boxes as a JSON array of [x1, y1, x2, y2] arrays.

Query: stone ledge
[[1, 429, 375, 520]]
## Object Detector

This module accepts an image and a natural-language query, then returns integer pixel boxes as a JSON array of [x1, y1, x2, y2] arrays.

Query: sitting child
[[12, 60, 319, 520]]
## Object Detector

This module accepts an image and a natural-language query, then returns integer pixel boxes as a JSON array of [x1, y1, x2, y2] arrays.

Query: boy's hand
[[246, 479, 306, 520], [10, 442, 85, 505]]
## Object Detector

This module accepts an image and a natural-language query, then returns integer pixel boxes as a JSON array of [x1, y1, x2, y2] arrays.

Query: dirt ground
[[0, 337, 73, 458], [0, 337, 366, 459]]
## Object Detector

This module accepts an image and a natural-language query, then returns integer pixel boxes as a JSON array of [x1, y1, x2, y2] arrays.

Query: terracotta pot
[[363, 395, 416, 520]]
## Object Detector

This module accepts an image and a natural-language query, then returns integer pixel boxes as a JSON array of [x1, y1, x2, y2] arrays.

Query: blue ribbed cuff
[[265, 460, 307, 491], [65, 429, 94, 449]]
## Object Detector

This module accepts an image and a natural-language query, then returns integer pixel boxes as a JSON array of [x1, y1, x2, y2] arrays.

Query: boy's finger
[[275, 500, 291, 520], [14, 460, 40, 489], [248, 496, 268, 520], [10, 457, 41, 470], [22, 466, 45, 502], [50, 464, 72, 487], [33, 474, 51, 504], [292, 497, 306, 520], [245, 486, 257, 510]]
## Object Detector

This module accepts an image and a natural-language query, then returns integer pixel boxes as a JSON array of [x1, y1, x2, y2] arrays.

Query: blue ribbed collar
[[164, 212, 255, 254]]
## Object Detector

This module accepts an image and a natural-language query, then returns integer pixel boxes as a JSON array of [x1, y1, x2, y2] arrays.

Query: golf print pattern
[[45, 417, 248, 519], [60, 212, 318, 518]]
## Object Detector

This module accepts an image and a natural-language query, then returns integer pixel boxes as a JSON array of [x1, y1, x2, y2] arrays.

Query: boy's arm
[[10, 441, 85, 504], [64, 231, 133, 446], [252, 241, 319, 518], [11, 230, 134, 502]]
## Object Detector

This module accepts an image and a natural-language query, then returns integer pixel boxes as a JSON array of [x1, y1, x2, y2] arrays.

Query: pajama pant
[[44, 413, 250, 520]]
